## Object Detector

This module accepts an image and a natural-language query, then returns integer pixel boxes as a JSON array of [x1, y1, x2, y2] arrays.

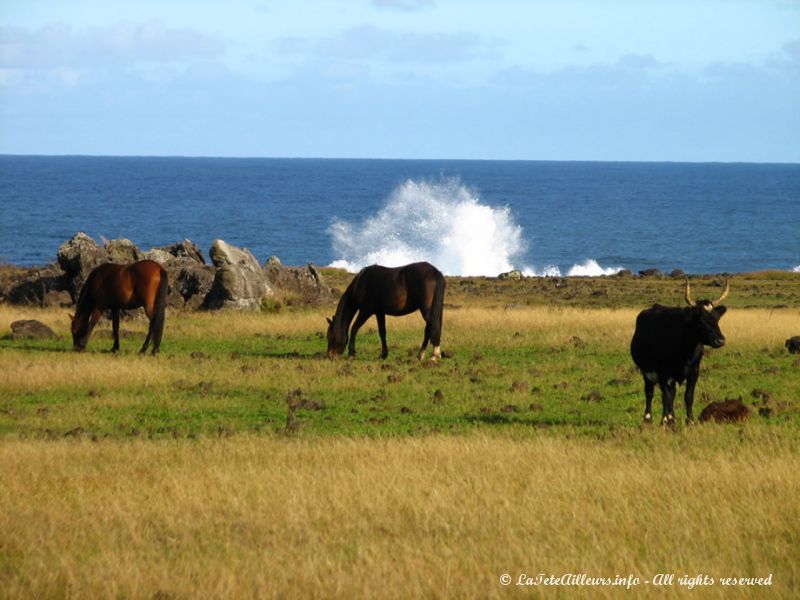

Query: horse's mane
[[75, 266, 100, 312], [333, 267, 366, 324]]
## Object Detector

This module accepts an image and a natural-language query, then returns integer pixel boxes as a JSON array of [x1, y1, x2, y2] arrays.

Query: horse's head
[[70, 312, 92, 352], [326, 316, 347, 358]]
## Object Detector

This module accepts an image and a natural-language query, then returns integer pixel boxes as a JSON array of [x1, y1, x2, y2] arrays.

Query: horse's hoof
[[686, 418, 695, 426], [643, 413, 652, 424]]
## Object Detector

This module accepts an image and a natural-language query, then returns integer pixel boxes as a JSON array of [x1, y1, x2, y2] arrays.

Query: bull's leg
[[684, 364, 700, 425], [376, 313, 389, 359], [110, 308, 120, 354], [659, 376, 676, 428], [643, 375, 655, 424], [348, 310, 371, 359]]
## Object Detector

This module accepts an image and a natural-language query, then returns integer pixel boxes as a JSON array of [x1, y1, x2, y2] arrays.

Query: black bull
[[630, 280, 729, 426]]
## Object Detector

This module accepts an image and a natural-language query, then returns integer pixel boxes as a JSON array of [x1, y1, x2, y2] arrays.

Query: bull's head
[[684, 279, 729, 348]]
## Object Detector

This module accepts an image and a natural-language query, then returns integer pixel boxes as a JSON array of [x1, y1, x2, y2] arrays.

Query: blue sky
[[1, 0, 798, 161]]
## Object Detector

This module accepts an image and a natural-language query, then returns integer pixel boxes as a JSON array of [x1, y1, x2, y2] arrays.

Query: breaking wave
[[328, 178, 626, 277], [522, 260, 623, 277], [329, 179, 529, 276]]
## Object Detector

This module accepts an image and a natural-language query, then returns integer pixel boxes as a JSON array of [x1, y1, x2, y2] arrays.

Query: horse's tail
[[429, 270, 446, 347], [150, 267, 169, 352]]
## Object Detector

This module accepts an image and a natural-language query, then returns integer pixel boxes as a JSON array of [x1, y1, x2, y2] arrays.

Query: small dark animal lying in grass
[[698, 399, 749, 423]]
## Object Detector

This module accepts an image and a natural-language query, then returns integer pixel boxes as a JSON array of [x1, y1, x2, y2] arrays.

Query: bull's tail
[[150, 267, 169, 354]]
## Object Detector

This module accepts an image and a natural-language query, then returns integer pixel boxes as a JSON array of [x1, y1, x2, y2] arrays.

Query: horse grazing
[[71, 260, 169, 355], [327, 262, 446, 360]]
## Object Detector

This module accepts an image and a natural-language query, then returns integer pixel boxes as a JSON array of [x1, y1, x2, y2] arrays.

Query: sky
[[0, 0, 798, 161]]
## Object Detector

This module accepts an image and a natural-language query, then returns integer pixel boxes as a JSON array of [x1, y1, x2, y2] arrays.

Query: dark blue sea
[[1, 156, 798, 276]]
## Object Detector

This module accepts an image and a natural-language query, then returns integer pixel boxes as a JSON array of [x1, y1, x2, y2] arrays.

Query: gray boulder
[[10, 319, 57, 340], [140, 248, 173, 264], [143, 239, 205, 265], [140, 239, 213, 308], [105, 238, 140, 263], [167, 258, 215, 309], [498, 270, 524, 281], [163, 239, 205, 264], [638, 268, 662, 277], [263, 259, 332, 306], [57, 232, 106, 300], [203, 239, 273, 310], [7, 263, 71, 306]]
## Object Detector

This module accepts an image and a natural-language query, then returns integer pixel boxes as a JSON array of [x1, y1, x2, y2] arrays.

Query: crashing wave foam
[[328, 178, 626, 277], [522, 260, 622, 278], [329, 178, 529, 276]]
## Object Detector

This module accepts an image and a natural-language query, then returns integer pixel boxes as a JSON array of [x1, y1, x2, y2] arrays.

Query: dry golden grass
[[1, 304, 795, 400], [1, 300, 799, 597], [2, 302, 795, 346], [1, 433, 798, 599]]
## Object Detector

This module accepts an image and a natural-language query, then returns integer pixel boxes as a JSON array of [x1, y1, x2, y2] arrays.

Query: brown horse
[[327, 262, 445, 360], [71, 260, 168, 354]]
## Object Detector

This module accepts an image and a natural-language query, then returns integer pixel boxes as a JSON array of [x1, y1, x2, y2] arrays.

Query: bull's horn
[[712, 280, 730, 306], [684, 279, 696, 307]]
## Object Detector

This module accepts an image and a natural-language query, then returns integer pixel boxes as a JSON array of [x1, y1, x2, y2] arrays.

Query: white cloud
[[372, 0, 435, 11], [616, 53, 663, 69], [0, 21, 225, 70], [275, 24, 502, 64]]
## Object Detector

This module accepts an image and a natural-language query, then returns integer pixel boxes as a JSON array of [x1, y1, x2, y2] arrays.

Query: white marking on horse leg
[[433, 346, 441, 361], [417, 349, 425, 361], [644, 413, 652, 422]]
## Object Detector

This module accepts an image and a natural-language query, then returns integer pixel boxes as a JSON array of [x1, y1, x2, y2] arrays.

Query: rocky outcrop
[[202, 239, 273, 310], [167, 258, 214, 309], [2, 235, 332, 311], [57, 232, 107, 300], [105, 238, 140, 264], [10, 319, 57, 340], [263, 258, 331, 306], [6, 263, 72, 307], [638, 268, 662, 277], [141, 239, 213, 309], [498, 270, 524, 281], [143, 239, 205, 265]]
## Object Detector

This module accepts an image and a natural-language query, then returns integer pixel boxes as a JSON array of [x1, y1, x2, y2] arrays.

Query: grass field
[[1, 273, 799, 597]]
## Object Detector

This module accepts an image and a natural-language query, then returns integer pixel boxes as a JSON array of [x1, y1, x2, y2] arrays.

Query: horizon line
[[1, 153, 799, 166]]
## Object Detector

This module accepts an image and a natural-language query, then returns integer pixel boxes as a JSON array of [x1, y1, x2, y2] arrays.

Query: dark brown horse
[[327, 262, 445, 360], [71, 260, 168, 354]]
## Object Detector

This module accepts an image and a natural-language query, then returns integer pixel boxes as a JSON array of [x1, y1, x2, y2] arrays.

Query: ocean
[[1, 155, 798, 275]]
